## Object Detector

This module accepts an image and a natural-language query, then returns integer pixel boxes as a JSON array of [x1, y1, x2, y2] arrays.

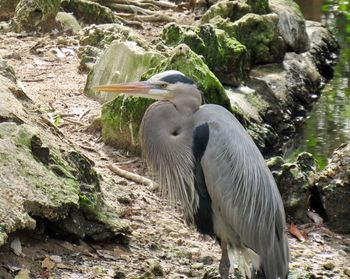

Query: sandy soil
[[0, 30, 349, 279]]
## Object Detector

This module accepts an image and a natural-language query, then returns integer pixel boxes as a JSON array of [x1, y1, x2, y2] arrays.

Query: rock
[[100, 44, 233, 151], [0, 60, 130, 246], [13, 0, 61, 32], [61, 0, 118, 24], [162, 22, 250, 86], [323, 262, 335, 270], [0, 0, 20, 21], [148, 259, 164, 276], [14, 269, 30, 279], [267, 153, 316, 222], [201, 0, 252, 23], [78, 23, 149, 71], [56, 12, 81, 33], [85, 41, 164, 103], [201, 0, 269, 23], [269, 0, 309, 53], [314, 143, 350, 233], [305, 20, 339, 79], [209, 13, 286, 64]]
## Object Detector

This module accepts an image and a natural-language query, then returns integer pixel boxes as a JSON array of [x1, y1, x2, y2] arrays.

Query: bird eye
[[159, 83, 167, 89]]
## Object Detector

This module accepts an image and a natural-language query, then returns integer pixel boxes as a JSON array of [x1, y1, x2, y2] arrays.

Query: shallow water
[[285, 0, 350, 169]]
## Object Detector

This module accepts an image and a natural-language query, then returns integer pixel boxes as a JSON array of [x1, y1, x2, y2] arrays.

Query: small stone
[[323, 262, 335, 270], [14, 269, 30, 279], [10, 238, 22, 256], [147, 259, 163, 276], [191, 262, 204, 270]]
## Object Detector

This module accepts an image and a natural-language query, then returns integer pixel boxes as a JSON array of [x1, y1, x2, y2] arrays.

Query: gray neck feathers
[[140, 102, 199, 222]]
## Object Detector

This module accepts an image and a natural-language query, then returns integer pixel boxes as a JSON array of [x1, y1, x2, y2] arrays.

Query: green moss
[[144, 44, 232, 110], [162, 23, 250, 86], [61, 0, 117, 24], [101, 96, 154, 151], [14, 0, 61, 32], [210, 14, 285, 64]]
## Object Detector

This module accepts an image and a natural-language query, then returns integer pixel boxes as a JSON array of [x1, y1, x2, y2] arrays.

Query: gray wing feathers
[[196, 105, 289, 279]]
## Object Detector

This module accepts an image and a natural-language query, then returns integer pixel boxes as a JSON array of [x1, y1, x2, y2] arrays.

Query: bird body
[[95, 70, 289, 279]]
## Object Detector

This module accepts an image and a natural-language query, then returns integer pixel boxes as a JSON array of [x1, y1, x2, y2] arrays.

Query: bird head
[[94, 70, 202, 105]]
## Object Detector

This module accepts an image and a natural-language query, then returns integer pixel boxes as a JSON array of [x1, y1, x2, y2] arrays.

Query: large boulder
[[0, 60, 130, 246], [84, 41, 165, 103], [162, 23, 250, 86], [269, 0, 309, 53], [78, 23, 149, 71], [209, 13, 286, 64], [314, 143, 350, 233], [267, 153, 316, 223], [13, 0, 61, 32]]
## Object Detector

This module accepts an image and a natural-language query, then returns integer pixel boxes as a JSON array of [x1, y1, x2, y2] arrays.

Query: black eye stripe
[[160, 74, 195, 85]]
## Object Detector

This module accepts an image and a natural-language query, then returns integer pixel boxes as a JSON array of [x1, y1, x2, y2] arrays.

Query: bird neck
[[173, 91, 202, 115]]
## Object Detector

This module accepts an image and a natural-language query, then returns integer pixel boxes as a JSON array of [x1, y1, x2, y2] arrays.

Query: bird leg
[[219, 241, 230, 279]]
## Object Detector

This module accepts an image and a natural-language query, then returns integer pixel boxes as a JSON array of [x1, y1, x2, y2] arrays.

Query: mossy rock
[[101, 96, 154, 152], [314, 143, 350, 233], [210, 13, 285, 64], [78, 24, 150, 72], [84, 41, 165, 103], [267, 152, 316, 222], [269, 0, 309, 53], [56, 11, 81, 32], [143, 44, 232, 110], [13, 0, 61, 32], [61, 0, 118, 24], [162, 23, 250, 86], [201, 0, 269, 23], [0, 61, 130, 245]]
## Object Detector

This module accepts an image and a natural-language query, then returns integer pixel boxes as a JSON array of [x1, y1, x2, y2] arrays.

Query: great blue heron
[[95, 70, 289, 279]]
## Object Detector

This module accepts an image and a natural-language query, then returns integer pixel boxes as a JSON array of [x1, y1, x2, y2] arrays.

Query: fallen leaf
[[289, 223, 306, 242], [41, 257, 55, 270]]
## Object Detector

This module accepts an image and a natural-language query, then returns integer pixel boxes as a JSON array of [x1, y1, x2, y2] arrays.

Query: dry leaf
[[41, 257, 55, 270], [289, 223, 306, 242]]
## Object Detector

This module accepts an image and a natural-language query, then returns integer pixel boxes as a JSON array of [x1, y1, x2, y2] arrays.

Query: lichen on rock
[[13, 0, 61, 32], [0, 60, 129, 246], [201, 0, 269, 23], [267, 152, 316, 222], [162, 23, 250, 86], [314, 143, 350, 233], [209, 13, 286, 64], [78, 23, 149, 72]]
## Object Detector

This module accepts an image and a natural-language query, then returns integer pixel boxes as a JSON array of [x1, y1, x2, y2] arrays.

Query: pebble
[[323, 262, 335, 270]]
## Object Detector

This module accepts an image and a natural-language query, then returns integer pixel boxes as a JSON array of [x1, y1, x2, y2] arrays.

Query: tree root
[[108, 164, 159, 190]]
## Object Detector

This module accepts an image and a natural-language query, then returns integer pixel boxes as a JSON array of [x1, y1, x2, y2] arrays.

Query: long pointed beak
[[93, 81, 167, 100], [94, 81, 156, 93]]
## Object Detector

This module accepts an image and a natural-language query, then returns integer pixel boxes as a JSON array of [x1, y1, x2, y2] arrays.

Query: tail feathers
[[227, 247, 260, 279], [261, 234, 289, 279]]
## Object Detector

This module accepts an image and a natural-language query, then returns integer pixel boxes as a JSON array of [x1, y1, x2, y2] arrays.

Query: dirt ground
[[0, 29, 349, 279]]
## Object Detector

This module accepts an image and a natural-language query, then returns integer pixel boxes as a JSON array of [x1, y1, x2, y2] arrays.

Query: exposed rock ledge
[[0, 60, 130, 247]]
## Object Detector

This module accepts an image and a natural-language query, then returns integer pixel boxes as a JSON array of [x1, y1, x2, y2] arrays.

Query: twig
[[108, 164, 158, 188], [78, 109, 91, 122], [115, 158, 139, 165], [22, 78, 45, 82], [63, 118, 85, 126]]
